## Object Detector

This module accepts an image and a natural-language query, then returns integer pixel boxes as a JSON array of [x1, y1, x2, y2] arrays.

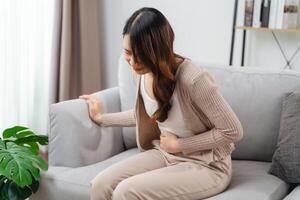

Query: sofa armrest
[[48, 87, 125, 167]]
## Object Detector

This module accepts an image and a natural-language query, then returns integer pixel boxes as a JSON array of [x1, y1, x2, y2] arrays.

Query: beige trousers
[[90, 144, 232, 200]]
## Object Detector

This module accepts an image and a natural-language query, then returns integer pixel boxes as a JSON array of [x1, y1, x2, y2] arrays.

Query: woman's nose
[[129, 58, 135, 66]]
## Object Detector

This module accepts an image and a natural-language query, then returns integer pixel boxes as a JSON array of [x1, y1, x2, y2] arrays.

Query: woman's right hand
[[79, 94, 103, 124]]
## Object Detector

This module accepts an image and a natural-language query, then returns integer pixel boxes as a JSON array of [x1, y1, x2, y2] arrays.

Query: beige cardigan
[[98, 58, 243, 164]]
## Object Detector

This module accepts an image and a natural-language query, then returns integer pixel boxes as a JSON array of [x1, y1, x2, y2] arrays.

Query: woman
[[79, 7, 243, 200]]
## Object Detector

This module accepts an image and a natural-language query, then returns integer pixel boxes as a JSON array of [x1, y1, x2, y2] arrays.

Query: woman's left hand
[[159, 132, 182, 154]]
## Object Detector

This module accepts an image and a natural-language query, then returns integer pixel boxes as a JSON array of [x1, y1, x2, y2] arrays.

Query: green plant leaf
[[14, 135, 48, 146], [0, 126, 47, 199], [2, 126, 28, 139], [21, 142, 39, 155], [0, 176, 9, 200], [0, 140, 48, 187], [28, 176, 39, 193], [2, 130, 48, 155], [15, 130, 34, 139], [0, 174, 39, 200], [8, 180, 31, 200], [0, 175, 7, 198]]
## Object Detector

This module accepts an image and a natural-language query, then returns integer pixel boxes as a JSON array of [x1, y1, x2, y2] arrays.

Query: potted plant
[[0, 126, 48, 200]]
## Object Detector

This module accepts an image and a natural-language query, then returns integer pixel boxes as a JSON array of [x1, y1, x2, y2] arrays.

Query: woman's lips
[[133, 66, 143, 71]]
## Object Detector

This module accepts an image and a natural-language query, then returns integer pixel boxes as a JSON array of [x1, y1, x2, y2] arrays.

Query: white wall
[[99, 0, 300, 89]]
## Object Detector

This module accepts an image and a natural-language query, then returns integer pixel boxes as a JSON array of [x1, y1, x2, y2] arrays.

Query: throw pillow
[[269, 91, 300, 183]]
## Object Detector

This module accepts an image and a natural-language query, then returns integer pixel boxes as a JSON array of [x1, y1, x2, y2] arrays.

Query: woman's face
[[123, 34, 151, 75]]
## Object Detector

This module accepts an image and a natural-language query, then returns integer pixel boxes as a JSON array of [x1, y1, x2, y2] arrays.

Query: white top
[[140, 74, 194, 138]]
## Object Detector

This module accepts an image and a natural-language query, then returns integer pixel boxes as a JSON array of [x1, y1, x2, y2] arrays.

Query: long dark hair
[[123, 7, 184, 122]]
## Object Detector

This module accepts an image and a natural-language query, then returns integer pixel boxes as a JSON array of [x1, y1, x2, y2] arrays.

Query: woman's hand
[[159, 131, 182, 154], [79, 94, 103, 124]]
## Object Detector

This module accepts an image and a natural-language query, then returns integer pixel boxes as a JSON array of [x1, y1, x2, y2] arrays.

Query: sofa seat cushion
[[283, 186, 300, 200], [32, 149, 290, 200], [207, 160, 290, 200], [30, 148, 140, 200]]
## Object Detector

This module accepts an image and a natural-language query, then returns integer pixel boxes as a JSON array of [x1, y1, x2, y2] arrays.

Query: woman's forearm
[[96, 109, 136, 127]]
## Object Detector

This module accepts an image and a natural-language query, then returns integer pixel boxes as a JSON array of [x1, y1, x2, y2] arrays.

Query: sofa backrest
[[200, 62, 300, 161], [118, 55, 137, 149], [118, 55, 300, 162]]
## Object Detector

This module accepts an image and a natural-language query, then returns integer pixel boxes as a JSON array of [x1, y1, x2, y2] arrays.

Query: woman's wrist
[[93, 113, 102, 125], [175, 139, 182, 153]]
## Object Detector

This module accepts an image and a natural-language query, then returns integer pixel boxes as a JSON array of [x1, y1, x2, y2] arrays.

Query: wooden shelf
[[230, 0, 300, 67], [236, 26, 300, 33]]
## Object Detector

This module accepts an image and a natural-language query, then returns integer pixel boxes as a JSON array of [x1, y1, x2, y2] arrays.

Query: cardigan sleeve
[[97, 109, 136, 127], [177, 70, 243, 156]]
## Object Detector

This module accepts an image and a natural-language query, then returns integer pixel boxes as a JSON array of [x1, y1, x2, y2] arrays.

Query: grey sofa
[[31, 55, 300, 200]]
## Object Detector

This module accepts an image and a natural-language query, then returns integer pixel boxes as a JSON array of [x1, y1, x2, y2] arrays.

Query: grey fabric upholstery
[[49, 87, 125, 167], [32, 55, 300, 199], [207, 160, 290, 200], [269, 92, 300, 183], [118, 54, 137, 149], [201, 65, 300, 162], [283, 186, 300, 200]]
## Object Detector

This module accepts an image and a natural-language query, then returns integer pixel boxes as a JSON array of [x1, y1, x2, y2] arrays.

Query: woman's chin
[[134, 69, 148, 75]]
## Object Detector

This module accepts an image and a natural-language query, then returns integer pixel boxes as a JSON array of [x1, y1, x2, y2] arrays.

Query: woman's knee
[[90, 173, 115, 200], [112, 178, 141, 200]]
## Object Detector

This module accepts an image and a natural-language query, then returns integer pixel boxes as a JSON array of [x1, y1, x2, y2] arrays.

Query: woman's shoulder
[[177, 57, 212, 85]]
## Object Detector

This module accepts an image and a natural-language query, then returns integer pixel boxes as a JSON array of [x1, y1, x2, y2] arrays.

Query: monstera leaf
[[0, 174, 39, 200], [0, 139, 48, 187], [0, 126, 48, 199], [2, 126, 28, 139], [2, 126, 48, 155]]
